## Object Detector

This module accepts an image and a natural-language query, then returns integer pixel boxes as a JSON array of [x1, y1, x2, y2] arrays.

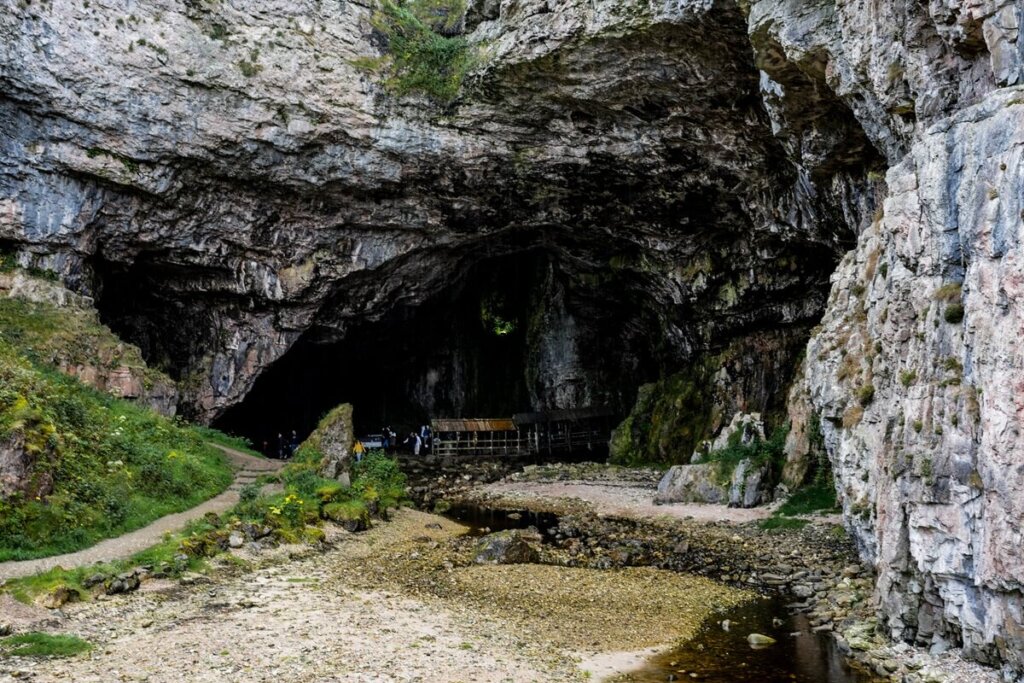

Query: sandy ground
[[0, 446, 282, 581], [0, 509, 755, 683], [481, 480, 848, 525], [482, 480, 777, 522]]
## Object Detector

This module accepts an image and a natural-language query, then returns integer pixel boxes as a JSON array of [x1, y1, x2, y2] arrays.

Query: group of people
[[259, 423, 435, 462], [260, 431, 300, 460], [378, 424, 434, 456], [403, 424, 434, 456]]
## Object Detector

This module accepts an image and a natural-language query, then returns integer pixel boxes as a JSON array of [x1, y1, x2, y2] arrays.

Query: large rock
[[302, 404, 354, 485], [655, 463, 729, 505], [472, 530, 540, 565], [655, 412, 772, 507], [0, 432, 54, 500], [655, 457, 771, 508]]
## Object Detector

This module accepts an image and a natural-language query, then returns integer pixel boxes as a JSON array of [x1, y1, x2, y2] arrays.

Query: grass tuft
[[0, 632, 92, 657]]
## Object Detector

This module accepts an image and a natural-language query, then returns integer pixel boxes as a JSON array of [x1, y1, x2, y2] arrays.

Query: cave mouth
[[212, 247, 660, 453]]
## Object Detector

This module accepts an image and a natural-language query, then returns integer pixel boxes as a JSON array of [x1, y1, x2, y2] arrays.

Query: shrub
[[358, 0, 474, 102], [352, 450, 407, 511], [899, 370, 917, 387], [944, 303, 965, 324], [857, 384, 875, 406], [703, 425, 788, 484]]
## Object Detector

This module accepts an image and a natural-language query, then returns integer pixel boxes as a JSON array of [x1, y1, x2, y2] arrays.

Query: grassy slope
[[0, 296, 233, 562]]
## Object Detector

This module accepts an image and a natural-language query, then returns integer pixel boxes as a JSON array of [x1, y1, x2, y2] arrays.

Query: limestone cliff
[[795, 88, 1024, 673], [0, 0, 872, 424], [3, 0, 1024, 674]]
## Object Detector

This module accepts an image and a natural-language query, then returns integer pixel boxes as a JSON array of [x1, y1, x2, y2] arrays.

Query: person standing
[[403, 431, 422, 456], [353, 439, 366, 463]]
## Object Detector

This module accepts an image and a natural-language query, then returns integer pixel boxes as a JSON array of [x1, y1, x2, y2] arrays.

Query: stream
[[444, 504, 880, 683]]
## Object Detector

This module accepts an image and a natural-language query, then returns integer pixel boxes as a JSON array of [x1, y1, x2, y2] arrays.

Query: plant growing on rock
[[704, 424, 788, 484], [356, 0, 474, 102]]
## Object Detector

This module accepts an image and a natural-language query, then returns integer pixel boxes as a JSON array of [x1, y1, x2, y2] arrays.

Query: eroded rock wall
[[799, 87, 1024, 672], [0, 0, 868, 422]]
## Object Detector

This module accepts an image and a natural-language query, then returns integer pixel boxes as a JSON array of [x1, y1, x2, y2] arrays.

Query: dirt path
[[0, 445, 283, 582]]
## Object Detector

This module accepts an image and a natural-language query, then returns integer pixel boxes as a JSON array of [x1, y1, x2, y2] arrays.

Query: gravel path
[[0, 445, 282, 581]]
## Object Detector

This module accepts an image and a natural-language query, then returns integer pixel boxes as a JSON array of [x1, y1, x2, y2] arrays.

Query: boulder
[[473, 530, 540, 565], [105, 570, 142, 595], [41, 585, 75, 609], [654, 463, 728, 505], [727, 458, 772, 508], [301, 403, 354, 484], [0, 432, 54, 500]]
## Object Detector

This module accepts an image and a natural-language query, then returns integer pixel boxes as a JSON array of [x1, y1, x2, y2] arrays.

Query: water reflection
[[617, 598, 881, 683]]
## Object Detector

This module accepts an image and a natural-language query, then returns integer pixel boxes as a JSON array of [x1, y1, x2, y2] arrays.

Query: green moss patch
[[0, 632, 92, 658], [356, 0, 474, 102]]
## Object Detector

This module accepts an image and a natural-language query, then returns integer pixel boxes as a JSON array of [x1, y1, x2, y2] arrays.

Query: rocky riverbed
[[0, 466, 1005, 683], [446, 464, 1003, 683], [0, 509, 752, 682]]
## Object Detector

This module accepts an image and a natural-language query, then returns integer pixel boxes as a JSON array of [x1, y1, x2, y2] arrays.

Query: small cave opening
[[212, 248, 660, 454]]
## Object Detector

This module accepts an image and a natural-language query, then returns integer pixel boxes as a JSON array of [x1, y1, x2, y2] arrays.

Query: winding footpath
[[0, 445, 283, 582]]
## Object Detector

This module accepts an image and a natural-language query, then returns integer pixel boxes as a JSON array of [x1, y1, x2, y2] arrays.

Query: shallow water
[[444, 504, 881, 683], [619, 597, 881, 682], [443, 504, 561, 537]]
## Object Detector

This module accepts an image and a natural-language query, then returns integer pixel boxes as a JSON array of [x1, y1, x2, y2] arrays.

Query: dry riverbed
[[0, 509, 754, 682]]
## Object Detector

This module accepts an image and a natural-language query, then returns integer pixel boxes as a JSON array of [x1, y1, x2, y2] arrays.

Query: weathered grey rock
[[801, 88, 1024, 672], [301, 404, 354, 484], [654, 413, 772, 507], [105, 570, 142, 595], [472, 530, 540, 565], [0, 432, 53, 500], [0, 0, 867, 425], [82, 573, 107, 589], [228, 531, 245, 549], [654, 463, 729, 505], [728, 457, 772, 508]]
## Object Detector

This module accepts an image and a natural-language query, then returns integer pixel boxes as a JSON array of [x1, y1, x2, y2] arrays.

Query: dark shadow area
[[212, 248, 655, 451]]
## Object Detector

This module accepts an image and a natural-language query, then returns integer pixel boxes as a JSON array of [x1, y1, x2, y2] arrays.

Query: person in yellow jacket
[[353, 440, 366, 462]]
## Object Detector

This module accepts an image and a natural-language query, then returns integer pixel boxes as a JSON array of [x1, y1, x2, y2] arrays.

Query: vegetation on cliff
[[356, 0, 473, 102]]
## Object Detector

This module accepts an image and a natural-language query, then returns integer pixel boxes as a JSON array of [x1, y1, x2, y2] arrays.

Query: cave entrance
[[212, 248, 650, 456]]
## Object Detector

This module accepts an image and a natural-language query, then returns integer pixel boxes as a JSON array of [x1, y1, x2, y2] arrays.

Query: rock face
[[653, 412, 772, 507], [0, 0, 872, 429], [303, 404, 355, 486], [797, 87, 1024, 673], [0, 271, 179, 416], [0, 432, 53, 500], [655, 463, 729, 506]]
